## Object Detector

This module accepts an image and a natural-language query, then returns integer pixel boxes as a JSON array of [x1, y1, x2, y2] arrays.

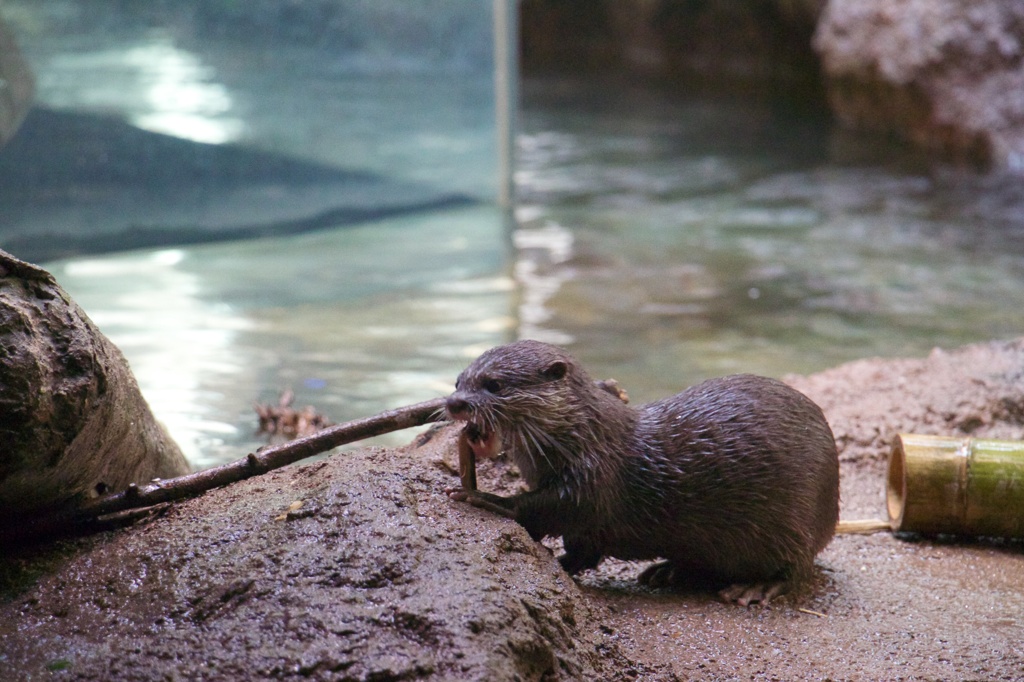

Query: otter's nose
[[446, 395, 470, 417]]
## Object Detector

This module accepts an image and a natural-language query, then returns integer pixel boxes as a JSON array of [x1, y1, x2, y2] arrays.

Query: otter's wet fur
[[446, 340, 840, 604]]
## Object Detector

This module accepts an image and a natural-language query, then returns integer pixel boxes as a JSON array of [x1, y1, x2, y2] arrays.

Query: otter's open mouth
[[462, 421, 501, 459]]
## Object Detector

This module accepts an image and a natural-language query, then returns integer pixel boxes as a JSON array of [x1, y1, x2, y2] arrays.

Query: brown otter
[[445, 340, 839, 605]]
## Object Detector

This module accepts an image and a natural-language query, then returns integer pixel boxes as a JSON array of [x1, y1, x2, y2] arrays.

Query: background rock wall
[[521, 0, 825, 99], [521, 0, 1024, 168], [815, 0, 1024, 169]]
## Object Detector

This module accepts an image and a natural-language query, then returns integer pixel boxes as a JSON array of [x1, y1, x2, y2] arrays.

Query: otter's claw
[[637, 560, 681, 588], [718, 580, 788, 606], [445, 487, 517, 519]]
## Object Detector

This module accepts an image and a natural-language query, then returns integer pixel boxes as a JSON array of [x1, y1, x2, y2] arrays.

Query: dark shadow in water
[[0, 107, 478, 263]]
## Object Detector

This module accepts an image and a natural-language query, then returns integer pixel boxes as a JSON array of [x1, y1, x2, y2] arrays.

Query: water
[[513, 79, 1024, 402], [49, 208, 511, 468], [5, 7, 1023, 468]]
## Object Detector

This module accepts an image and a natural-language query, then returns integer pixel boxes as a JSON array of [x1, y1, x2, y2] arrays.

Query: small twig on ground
[[1, 397, 447, 546], [255, 389, 333, 439]]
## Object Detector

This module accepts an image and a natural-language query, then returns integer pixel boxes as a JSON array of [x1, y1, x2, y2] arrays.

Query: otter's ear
[[543, 360, 568, 381]]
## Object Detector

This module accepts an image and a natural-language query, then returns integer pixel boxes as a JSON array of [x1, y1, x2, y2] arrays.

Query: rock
[[814, 0, 1024, 168], [786, 338, 1024, 464], [0, 426, 659, 681], [0, 250, 189, 525]]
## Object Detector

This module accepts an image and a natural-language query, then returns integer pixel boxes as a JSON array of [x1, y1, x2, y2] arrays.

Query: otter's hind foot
[[638, 562, 790, 605], [636, 560, 680, 588], [718, 580, 789, 607]]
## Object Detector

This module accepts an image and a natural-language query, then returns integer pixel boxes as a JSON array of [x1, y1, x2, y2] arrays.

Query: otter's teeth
[[464, 422, 500, 459]]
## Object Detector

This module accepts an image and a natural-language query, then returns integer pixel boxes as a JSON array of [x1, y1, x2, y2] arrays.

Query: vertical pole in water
[[494, 0, 519, 209]]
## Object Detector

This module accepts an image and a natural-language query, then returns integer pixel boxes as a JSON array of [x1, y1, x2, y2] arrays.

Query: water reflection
[[41, 32, 244, 145], [126, 35, 244, 144], [55, 249, 252, 464], [512, 216, 575, 345], [50, 206, 510, 469]]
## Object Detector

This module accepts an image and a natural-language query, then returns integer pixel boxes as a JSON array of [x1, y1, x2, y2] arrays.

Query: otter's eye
[[482, 378, 501, 394]]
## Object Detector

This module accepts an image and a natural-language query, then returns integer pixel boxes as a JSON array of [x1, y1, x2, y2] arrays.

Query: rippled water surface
[[513, 80, 1024, 400]]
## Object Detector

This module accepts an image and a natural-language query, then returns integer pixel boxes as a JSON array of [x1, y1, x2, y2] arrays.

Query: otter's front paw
[[445, 488, 517, 519], [558, 551, 602, 576]]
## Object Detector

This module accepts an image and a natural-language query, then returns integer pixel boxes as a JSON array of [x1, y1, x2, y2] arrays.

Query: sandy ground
[[576, 489, 1024, 680], [1, 339, 1023, 681]]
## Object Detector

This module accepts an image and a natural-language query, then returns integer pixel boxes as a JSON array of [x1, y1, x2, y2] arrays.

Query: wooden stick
[[2, 398, 446, 546], [457, 431, 478, 491], [835, 518, 892, 535]]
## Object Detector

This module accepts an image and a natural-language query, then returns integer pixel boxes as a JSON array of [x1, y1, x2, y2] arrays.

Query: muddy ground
[[1, 339, 1023, 680]]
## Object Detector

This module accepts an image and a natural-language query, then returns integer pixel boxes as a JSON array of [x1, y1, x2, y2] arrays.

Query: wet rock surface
[[0, 250, 189, 523], [2, 338, 1024, 680], [789, 338, 1024, 466], [815, 0, 1024, 168], [0, 434, 655, 681]]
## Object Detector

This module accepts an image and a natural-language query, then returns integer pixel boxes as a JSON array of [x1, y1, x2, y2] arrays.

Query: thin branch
[[2, 397, 447, 546], [835, 518, 892, 535]]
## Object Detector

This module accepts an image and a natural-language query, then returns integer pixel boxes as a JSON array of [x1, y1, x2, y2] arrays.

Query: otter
[[445, 340, 839, 605]]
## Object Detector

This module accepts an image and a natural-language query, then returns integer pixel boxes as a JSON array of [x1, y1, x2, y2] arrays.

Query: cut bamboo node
[[888, 433, 1024, 538]]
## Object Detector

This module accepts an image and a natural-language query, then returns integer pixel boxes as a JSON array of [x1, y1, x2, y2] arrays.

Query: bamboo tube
[[887, 433, 1024, 537]]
